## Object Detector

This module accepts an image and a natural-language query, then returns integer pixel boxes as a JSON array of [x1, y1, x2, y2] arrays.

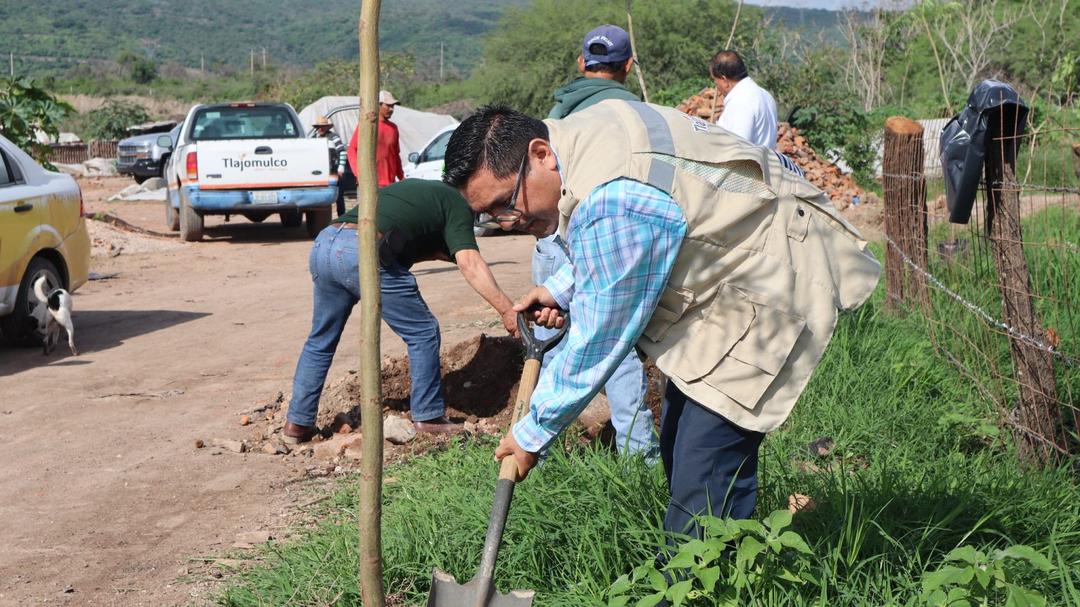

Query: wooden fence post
[[882, 116, 928, 311], [984, 113, 1063, 466], [357, 0, 385, 605]]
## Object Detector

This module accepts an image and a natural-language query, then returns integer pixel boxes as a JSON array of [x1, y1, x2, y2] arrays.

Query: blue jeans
[[287, 225, 445, 426], [532, 234, 658, 458], [660, 382, 764, 537]]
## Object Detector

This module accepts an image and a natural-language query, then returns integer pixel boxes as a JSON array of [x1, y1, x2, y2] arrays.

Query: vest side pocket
[[642, 286, 694, 342], [652, 284, 757, 380], [701, 300, 806, 411]]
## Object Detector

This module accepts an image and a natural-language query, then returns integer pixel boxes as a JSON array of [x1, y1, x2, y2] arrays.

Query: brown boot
[[282, 421, 317, 444], [413, 417, 464, 435]]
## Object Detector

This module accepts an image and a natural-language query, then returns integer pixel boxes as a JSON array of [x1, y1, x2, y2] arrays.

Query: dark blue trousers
[[659, 381, 765, 538]]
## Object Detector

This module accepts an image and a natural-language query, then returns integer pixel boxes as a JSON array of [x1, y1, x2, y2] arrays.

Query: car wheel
[[165, 199, 180, 231], [305, 207, 332, 238], [134, 174, 150, 184], [280, 210, 302, 228], [0, 257, 62, 347], [179, 193, 204, 242]]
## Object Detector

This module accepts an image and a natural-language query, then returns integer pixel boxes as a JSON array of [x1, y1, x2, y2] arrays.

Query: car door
[[0, 145, 46, 295]]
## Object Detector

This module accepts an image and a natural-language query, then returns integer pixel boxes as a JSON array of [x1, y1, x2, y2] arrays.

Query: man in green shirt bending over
[[284, 179, 518, 443]]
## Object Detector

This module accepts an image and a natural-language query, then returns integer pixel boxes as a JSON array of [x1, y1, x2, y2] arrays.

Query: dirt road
[[0, 177, 537, 606]]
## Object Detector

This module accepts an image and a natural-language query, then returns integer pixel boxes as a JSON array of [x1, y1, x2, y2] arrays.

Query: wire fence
[[881, 113, 1078, 467]]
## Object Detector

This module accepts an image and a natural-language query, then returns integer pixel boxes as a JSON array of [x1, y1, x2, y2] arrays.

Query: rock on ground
[[384, 416, 416, 445]]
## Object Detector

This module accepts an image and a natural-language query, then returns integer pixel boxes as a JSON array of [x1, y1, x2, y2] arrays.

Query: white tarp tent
[[298, 96, 458, 168]]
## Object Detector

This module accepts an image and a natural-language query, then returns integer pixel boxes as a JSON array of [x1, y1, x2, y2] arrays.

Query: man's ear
[[576, 55, 586, 75], [528, 139, 558, 172]]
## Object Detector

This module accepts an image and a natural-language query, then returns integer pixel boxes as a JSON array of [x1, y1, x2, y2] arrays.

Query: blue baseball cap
[[582, 24, 632, 67]]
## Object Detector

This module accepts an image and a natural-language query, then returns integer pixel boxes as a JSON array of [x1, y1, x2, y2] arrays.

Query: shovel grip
[[499, 358, 540, 482]]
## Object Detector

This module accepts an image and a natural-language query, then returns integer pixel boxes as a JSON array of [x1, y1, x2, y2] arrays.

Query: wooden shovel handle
[[498, 357, 542, 482]]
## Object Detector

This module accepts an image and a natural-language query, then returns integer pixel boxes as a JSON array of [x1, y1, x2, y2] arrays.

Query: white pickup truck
[[160, 102, 338, 241]]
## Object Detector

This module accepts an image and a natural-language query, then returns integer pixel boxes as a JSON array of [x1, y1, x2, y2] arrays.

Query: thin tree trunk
[[725, 0, 744, 49], [625, 0, 649, 103], [918, 12, 954, 115], [357, 0, 385, 605]]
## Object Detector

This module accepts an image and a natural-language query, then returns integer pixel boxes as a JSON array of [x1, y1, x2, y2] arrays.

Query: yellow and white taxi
[[0, 134, 90, 346]]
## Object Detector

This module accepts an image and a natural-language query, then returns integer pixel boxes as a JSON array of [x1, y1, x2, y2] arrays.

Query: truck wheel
[[280, 210, 302, 228], [0, 257, 61, 347], [305, 207, 332, 238], [165, 200, 180, 231], [246, 212, 270, 223], [179, 195, 204, 242], [134, 174, 150, 184]]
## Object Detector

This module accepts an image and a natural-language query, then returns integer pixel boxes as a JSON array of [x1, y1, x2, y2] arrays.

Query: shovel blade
[[426, 568, 535, 607]]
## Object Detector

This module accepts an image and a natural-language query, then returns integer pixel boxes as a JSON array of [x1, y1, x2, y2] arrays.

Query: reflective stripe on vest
[[626, 101, 676, 194]]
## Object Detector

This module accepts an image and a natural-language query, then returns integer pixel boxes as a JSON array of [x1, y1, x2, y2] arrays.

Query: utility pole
[[200, 53, 204, 74], [439, 42, 444, 81], [250, 49, 254, 75], [9, 52, 13, 77], [261, 47, 266, 70]]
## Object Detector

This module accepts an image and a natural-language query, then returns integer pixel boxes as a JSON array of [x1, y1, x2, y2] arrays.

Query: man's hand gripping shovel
[[426, 310, 569, 607]]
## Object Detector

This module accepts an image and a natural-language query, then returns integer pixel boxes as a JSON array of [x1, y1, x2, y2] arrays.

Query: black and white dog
[[31, 276, 78, 356]]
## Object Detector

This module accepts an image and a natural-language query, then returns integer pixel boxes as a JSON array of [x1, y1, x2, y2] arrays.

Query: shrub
[[81, 99, 150, 140]]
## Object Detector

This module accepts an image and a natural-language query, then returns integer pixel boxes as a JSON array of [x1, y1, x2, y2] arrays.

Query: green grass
[[219, 211, 1080, 607]]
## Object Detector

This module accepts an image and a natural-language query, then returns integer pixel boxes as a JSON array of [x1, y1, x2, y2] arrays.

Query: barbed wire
[[990, 181, 1080, 195], [884, 235, 1079, 369]]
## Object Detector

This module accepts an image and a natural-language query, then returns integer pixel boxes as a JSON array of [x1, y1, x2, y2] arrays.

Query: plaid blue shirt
[[513, 178, 687, 453]]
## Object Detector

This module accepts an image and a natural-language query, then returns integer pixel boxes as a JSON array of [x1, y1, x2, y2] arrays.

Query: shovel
[[426, 311, 569, 607]]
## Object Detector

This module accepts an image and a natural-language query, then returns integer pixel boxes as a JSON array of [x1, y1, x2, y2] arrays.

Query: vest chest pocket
[[786, 203, 811, 242]]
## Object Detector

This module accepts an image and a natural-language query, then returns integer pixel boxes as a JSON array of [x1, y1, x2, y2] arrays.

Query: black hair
[[442, 105, 549, 188], [709, 50, 749, 80], [584, 61, 631, 74]]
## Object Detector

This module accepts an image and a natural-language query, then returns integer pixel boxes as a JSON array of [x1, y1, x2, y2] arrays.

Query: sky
[[746, 0, 914, 9]]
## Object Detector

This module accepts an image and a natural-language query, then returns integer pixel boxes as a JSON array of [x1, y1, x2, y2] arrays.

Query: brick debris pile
[[677, 87, 874, 210]]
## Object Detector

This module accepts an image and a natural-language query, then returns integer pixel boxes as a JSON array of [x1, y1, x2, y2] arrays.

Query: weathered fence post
[[983, 112, 1063, 466], [882, 116, 928, 311], [357, 0, 385, 605]]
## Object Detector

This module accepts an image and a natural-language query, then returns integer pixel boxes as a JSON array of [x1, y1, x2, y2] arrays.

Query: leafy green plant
[[80, 99, 150, 140], [0, 77, 73, 165], [920, 544, 1054, 607], [604, 510, 816, 607]]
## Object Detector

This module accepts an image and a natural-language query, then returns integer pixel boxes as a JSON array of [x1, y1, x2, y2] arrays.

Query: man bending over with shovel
[[442, 102, 880, 537], [283, 179, 519, 444]]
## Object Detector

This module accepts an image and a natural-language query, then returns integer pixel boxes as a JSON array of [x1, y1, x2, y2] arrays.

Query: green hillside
[[0, 0, 530, 78]]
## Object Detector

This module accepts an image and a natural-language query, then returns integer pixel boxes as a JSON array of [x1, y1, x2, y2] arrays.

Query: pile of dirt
[[236, 334, 667, 472], [87, 216, 184, 258], [677, 87, 876, 211]]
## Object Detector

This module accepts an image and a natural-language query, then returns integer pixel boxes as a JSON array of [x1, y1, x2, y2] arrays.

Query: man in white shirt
[[710, 50, 778, 149]]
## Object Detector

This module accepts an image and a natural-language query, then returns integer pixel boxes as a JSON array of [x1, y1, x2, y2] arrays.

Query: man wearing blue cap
[[534, 24, 658, 460], [548, 24, 639, 119]]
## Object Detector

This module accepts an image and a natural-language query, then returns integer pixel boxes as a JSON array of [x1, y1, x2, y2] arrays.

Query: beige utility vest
[[545, 100, 881, 433]]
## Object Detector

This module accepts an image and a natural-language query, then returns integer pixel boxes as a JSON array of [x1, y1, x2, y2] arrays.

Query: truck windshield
[[190, 106, 300, 141]]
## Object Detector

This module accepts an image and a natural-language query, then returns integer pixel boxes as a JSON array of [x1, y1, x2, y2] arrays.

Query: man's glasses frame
[[474, 153, 528, 229]]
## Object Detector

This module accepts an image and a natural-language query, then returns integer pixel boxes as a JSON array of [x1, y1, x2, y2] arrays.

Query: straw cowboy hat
[[312, 115, 332, 127]]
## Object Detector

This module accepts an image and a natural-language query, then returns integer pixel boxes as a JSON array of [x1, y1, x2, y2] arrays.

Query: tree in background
[[0, 77, 73, 166], [117, 51, 158, 85], [476, 0, 751, 116], [80, 99, 150, 140], [266, 53, 418, 111]]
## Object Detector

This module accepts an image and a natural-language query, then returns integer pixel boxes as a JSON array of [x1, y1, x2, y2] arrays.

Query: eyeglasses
[[474, 153, 528, 229]]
